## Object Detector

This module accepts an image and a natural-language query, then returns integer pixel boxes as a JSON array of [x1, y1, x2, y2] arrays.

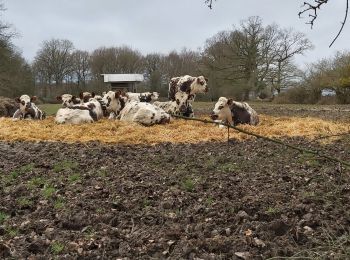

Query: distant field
[[37, 103, 61, 116]]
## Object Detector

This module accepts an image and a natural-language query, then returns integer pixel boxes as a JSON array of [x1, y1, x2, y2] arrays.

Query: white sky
[[2, 0, 349, 68]]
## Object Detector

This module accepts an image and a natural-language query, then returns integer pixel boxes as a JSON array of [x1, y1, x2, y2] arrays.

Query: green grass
[[51, 241, 64, 254], [17, 197, 33, 207], [182, 178, 195, 192], [68, 173, 81, 183], [42, 186, 56, 199], [28, 177, 46, 189], [53, 160, 78, 173], [54, 198, 65, 209], [0, 211, 9, 224], [38, 104, 61, 116]]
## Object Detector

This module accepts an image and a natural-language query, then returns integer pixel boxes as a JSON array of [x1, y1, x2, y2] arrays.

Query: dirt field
[[0, 104, 350, 259]]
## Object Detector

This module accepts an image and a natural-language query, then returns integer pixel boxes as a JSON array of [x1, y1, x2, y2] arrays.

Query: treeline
[[278, 51, 350, 104], [1, 4, 350, 103]]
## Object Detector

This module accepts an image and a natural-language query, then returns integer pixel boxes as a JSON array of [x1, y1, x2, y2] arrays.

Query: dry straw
[[0, 115, 349, 144]]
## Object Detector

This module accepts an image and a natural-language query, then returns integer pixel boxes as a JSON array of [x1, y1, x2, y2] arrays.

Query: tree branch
[[329, 0, 349, 47]]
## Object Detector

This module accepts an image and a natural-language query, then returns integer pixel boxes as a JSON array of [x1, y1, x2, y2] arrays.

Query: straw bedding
[[0, 115, 349, 144]]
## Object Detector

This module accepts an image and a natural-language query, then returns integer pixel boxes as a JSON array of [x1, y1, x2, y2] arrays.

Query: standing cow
[[168, 75, 208, 101]]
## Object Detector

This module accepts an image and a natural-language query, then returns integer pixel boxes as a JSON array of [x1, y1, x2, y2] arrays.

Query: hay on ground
[[0, 115, 349, 144]]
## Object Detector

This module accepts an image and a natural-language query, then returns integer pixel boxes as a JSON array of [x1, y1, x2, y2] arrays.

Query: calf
[[210, 97, 259, 126], [119, 101, 170, 126], [153, 92, 194, 117], [12, 95, 46, 120], [168, 75, 208, 101], [126, 92, 159, 102]]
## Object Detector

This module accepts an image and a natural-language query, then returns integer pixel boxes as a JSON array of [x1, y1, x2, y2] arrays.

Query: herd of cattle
[[11, 75, 259, 127]]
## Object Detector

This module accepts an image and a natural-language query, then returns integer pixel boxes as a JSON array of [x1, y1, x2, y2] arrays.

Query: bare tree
[[205, 0, 348, 47], [33, 39, 74, 86], [201, 16, 313, 100], [72, 50, 90, 87], [90, 46, 144, 79]]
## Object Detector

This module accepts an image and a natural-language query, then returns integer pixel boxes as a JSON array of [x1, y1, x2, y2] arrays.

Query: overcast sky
[[2, 0, 349, 67]]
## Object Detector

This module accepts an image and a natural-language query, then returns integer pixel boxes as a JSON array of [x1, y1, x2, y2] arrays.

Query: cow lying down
[[153, 92, 194, 117], [102, 91, 170, 126], [126, 92, 159, 102], [12, 95, 46, 121], [55, 97, 104, 124], [211, 97, 259, 127]]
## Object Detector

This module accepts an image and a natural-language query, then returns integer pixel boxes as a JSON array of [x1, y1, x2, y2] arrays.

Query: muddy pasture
[[0, 104, 350, 259]]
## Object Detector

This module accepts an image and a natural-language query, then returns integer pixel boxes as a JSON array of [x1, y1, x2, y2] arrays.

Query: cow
[[210, 97, 259, 127], [118, 101, 170, 126], [12, 95, 46, 121], [153, 92, 194, 117], [56, 94, 81, 108], [101, 90, 126, 119], [79, 92, 94, 103], [55, 105, 97, 124], [126, 92, 159, 102], [102, 90, 170, 125], [168, 75, 208, 101]]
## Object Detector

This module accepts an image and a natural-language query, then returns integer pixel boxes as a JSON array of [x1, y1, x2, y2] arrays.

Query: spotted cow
[[210, 97, 259, 127], [56, 94, 81, 108], [153, 92, 194, 117], [102, 90, 126, 119], [102, 90, 170, 125], [168, 75, 208, 101], [12, 95, 46, 121], [126, 92, 159, 102], [118, 101, 170, 126]]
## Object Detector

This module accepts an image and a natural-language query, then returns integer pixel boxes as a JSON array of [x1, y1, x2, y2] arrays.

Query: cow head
[[79, 92, 93, 103], [211, 97, 233, 125], [193, 76, 209, 94], [102, 90, 125, 115], [15, 95, 36, 111], [150, 92, 159, 101], [57, 94, 79, 108], [175, 92, 194, 114]]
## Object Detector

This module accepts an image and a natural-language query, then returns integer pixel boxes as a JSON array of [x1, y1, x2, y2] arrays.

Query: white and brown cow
[[56, 94, 81, 108], [210, 97, 259, 127], [102, 90, 126, 119], [55, 106, 97, 124], [168, 75, 208, 101], [126, 92, 159, 102], [12, 95, 46, 121], [118, 101, 170, 126], [102, 90, 170, 125], [153, 92, 194, 117]]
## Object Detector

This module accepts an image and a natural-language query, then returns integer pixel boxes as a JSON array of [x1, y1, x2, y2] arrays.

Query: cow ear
[[31, 96, 37, 102], [115, 90, 121, 98], [227, 98, 233, 105], [91, 92, 95, 98], [79, 92, 84, 100], [15, 97, 21, 103], [56, 96, 62, 101]]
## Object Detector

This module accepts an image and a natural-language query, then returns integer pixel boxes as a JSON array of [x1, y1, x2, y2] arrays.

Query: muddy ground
[[1, 104, 350, 259], [0, 135, 350, 259]]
